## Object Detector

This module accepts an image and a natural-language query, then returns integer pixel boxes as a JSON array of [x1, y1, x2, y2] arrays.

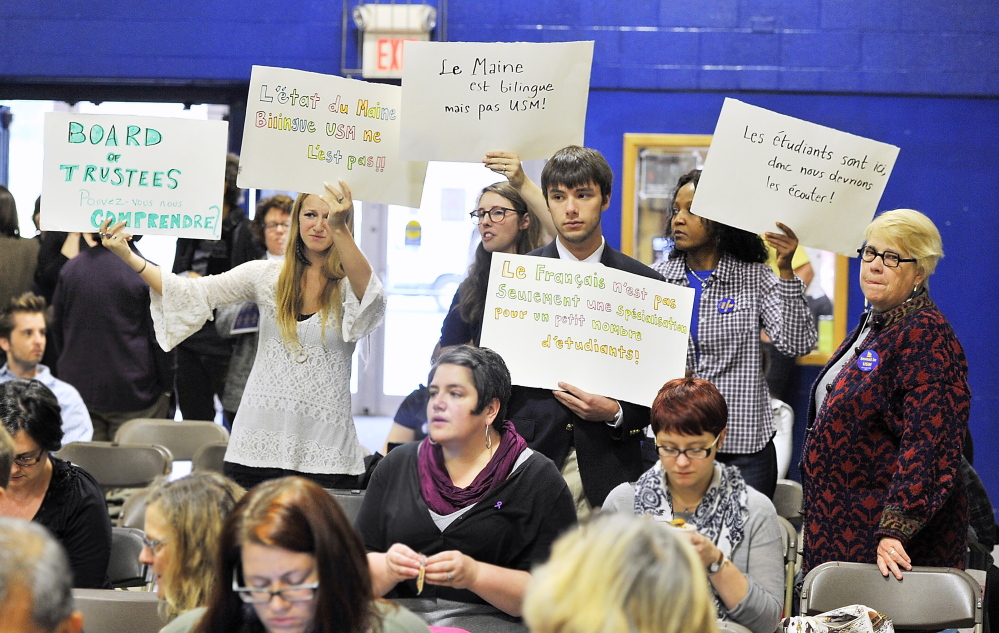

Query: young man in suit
[[508, 145, 665, 517]]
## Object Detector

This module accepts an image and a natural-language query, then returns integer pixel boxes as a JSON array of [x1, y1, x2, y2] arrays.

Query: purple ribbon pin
[[494, 501, 503, 509]]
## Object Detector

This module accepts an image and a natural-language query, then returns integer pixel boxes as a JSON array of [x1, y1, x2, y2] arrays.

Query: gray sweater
[[602, 481, 784, 633]]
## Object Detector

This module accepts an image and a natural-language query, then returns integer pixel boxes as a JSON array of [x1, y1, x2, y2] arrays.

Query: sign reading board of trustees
[[479, 253, 695, 407], [41, 112, 228, 239], [691, 98, 900, 256], [399, 40, 594, 162], [238, 65, 428, 208]]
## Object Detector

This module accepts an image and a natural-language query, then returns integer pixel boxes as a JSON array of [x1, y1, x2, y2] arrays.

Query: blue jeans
[[716, 438, 778, 498]]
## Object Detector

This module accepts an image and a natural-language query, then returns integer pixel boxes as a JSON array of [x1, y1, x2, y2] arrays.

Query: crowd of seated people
[[0, 143, 986, 633]]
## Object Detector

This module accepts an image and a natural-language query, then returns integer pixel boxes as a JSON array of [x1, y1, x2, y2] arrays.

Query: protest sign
[[41, 112, 228, 238], [399, 41, 594, 162], [478, 253, 694, 406], [238, 65, 427, 208], [692, 99, 900, 255]]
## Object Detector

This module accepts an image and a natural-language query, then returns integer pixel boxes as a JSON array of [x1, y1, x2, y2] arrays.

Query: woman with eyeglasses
[[602, 377, 783, 633], [99, 180, 385, 491], [137, 472, 245, 633], [0, 379, 112, 588], [437, 180, 546, 351], [651, 169, 816, 499], [194, 476, 429, 633], [801, 209, 970, 581]]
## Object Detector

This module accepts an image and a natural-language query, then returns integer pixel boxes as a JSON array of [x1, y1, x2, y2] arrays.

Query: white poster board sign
[[41, 112, 228, 238], [479, 253, 694, 406], [238, 65, 427, 207], [399, 41, 594, 162], [692, 99, 900, 256]]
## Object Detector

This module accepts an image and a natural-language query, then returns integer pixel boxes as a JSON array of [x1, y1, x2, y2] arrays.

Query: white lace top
[[150, 259, 386, 475]]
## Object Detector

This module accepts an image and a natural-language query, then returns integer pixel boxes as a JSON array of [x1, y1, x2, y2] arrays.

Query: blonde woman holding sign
[[99, 180, 385, 490]]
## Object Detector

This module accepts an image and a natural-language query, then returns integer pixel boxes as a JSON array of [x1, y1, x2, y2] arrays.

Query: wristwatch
[[708, 551, 727, 575]]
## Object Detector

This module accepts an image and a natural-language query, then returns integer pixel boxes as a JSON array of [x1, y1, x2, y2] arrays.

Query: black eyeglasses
[[469, 207, 517, 224], [857, 246, 916, 268], [232, 570, 319, 604], [655, 435, 721, 460], [13, 450, 45, 467]]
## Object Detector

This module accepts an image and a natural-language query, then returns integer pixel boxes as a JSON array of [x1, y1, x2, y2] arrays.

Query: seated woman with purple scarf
[[356, 346, 576, 633]]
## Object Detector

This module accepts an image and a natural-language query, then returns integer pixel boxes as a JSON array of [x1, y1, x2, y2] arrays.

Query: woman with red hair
[[602, 377, 783, 633]]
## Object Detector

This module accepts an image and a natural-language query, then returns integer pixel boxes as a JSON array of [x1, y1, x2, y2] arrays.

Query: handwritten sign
[[399, 41, 594, 162], [238, 65, 427, 208], [692, 99, 900, 256], [479, 253, 694, 406], [41, 112, 228, 238]]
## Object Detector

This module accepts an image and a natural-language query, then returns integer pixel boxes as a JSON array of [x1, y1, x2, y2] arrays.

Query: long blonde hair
[[524, 514, 719, 633], [146, 473, 245, 620], [276, 193, 353, 347]]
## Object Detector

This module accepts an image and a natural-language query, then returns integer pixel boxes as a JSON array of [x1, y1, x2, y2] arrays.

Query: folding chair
[[72, 589, 165, 633], [119, 487, 151, 529], [800, 561, 983, 632], [114, 418, 229, 461], [327, 488, 366, 523], [777, 516, 798, 617], [192, 441, 229, 474], [773, 479, 803, 530], [108, 527, 150, 589], [55, 441, 172, 490]]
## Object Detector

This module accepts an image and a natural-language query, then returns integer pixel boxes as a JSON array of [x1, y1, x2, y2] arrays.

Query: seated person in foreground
[[194, 476, 429, 633], [0, 379, 112, 588], [357, 346, 576, 632], [524, 513, 720, 633], [139, 472, 246, 633], [602, 377, 783, 633]]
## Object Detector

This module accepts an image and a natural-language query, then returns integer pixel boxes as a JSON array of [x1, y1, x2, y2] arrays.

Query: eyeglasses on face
[[13, 450, 45, 467], [141, 535, 168, 554], [857, 246, 916, 268], [232, 570, 319, 604], [264, 221, 291, 232], [655, 435, 721, 460], [469, 207, 517, 224]]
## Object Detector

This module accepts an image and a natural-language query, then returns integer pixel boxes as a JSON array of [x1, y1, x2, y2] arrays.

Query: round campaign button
[[856, 349, 880, 372], [717, 298, 736, 314]]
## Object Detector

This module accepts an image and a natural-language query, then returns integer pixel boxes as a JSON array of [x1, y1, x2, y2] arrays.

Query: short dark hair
[[540, 145, 613, 204], [0, 380, 65, 453], [250, 194, 294, 244], [667, 169, 767, 264], [0, 185, 18, 238], [428, 345, 512, 424], [0, 426, 14, 489], [196, 477, 379, 633], [0, 293, 47, 341], [650, 377, 727, 437]]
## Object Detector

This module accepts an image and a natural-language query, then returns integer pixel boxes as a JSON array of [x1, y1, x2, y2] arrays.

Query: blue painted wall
[[2, 0, 998, 502]]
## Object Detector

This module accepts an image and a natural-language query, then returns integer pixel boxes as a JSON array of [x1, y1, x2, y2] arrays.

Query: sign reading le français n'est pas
[[479, 253, 694, 407], [41, 112, 228, 239]]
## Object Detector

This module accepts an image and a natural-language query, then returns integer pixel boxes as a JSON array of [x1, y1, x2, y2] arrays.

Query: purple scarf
[[418, 420, 527, 515]]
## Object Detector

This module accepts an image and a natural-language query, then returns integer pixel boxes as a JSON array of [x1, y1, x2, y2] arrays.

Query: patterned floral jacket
[[801, 293, 970, 573]]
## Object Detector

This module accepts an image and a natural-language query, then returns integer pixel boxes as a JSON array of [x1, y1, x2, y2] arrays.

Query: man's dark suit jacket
[[507, 239, 666, 507]]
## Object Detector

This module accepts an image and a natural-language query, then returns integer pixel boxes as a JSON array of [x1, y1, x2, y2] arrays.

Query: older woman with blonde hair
[[524, 514, 719, 633], [802, 208, 970, 580], [139, 472, 245, 633]]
